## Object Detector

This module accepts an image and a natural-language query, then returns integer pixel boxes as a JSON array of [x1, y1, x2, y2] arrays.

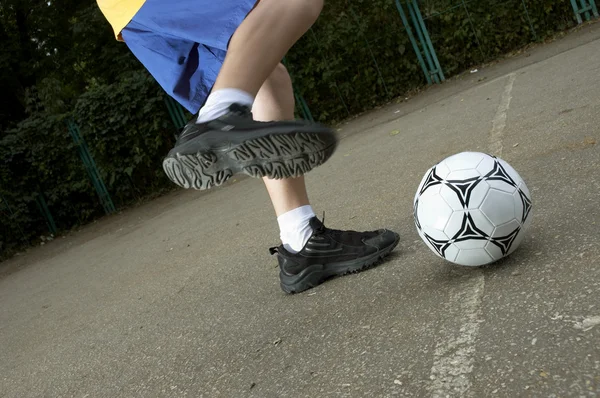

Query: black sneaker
[[270, 217, 400, 294], [162, 104, 337, 190]]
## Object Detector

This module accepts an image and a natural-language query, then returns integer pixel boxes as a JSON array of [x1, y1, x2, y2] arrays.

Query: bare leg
[[213, 0, 324, 96], [163, 0, 335, 191], [252, 64, 311, 217], [250, 66, 400, 294]]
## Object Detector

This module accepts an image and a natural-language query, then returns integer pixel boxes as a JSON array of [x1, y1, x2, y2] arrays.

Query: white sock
[[197, 88, 254, 123], [277, 205, 316, 254]]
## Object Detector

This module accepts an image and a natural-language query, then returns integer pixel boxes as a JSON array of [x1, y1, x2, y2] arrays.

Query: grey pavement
[[1, 25, 600, 398]]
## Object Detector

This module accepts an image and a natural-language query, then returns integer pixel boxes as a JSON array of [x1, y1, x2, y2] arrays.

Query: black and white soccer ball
[[414, 152, 533, 266]]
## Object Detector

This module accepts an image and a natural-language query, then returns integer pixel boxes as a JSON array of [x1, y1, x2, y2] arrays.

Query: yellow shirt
[[97, 0, 147, 40]]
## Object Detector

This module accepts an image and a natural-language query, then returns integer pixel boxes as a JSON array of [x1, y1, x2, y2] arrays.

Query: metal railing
[[67, 119, 116, 215], [570, 0, 599, 24]]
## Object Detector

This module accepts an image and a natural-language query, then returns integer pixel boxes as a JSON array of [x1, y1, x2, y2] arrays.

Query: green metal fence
[[278, 0, 584, 122], [570, 0, 599, 24], [165, 96, 188, 130], [35, 193, 57, 236], [67, 119, 116, 215], [396, 0, 445, 84], [395, 0, 540, 84], [395, 0, 596, 85]]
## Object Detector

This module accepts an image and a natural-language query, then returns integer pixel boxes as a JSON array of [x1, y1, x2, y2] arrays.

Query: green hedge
[[0, 72, 177, 255], [73, 71, 176, 203], [0, 0, 580, 257], [286, 0, 575, 122]]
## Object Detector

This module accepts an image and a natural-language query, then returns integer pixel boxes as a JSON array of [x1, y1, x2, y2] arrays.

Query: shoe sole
[[162, 130, 337, 190], [279, 235, 401, 294]]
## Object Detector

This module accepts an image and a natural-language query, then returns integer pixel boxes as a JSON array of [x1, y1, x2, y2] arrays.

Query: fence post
[[395, 0, 444, 84], [67, 119, 116, 215], [520, 0, 538, 40], [35, 192, 57, 235], [570, 0, 599, 23], [165, 96, 188, 130], [408, 0, 444, 82], [591, 0, 600, 18], [396, 0, 432, 84], [460, 0, 486, 62]]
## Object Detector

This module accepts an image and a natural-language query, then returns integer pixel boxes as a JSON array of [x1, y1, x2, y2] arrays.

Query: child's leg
[[253, 63, 315, 252], [253, 65, 400, 293], [214, 0, 323, 95], [253, 63, 310, 216], [198, 0, 324, 121], [120, 0, 335, 189], [163, 0, 335, 189]]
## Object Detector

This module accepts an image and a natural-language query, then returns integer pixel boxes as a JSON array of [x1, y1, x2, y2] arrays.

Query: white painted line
[[429, 273, 485, 397], [489, 73, 517, 157], [428, 74, 518, 397]]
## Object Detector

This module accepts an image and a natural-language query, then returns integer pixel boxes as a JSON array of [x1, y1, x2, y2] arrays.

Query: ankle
[[197, 89, 254, 123], [277, 205, 315, 253]]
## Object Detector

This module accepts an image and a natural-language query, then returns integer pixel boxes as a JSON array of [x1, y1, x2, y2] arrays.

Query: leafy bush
[[73, 71, 176, 204], [286, 0, 575, 123], [0, 109, 92, 253], [0, 71, 177, 255]]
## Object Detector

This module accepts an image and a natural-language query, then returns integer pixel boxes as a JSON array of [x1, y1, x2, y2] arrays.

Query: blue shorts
[[121, 0, 258, 113]]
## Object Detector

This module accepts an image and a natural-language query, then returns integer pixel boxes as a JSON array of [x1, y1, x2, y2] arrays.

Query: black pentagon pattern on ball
[[451, 212, 490, 244], [413, 199, 422, 231], [422, 213, 488, 258], [490, 226, 522, 256], [422, 212, 522, 259], [423, 234, 452, 258], [518, 188, 532, 222], [484, 157, 518, 188], [443, 176, 482, 208], [418, 167, 444, 196]]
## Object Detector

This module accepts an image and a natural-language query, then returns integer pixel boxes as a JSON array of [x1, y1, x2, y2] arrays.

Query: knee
[[255, 63, 295, 118], [269, 63, 292, 89]]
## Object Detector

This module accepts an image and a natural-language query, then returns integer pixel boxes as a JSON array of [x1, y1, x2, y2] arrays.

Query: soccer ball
[[413, 152, 532, 266]]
